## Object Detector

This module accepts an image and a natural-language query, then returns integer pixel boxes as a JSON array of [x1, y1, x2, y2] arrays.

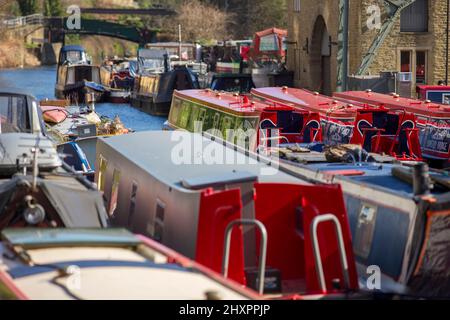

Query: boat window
[[353, 203, 378, 260], [109, 169, 121, 217], [212, 113, 221, 129], [0, 95, 31, 133], [169, 97, 182, 124], [97, 155, 108, 192], [153, 199, 165, 242], [67, 68, 75, 85], [128, 182, 138, 228], [222, 116, 234, 140], [179, 101, 192, 128], [91, 68, 100, 83], [64, 50, 83, 64], [198, 108, 207, 123]]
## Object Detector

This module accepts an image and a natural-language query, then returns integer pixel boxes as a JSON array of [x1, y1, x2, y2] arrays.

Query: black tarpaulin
[[41, 180, 108, 228], [408, 211, 450, 297]]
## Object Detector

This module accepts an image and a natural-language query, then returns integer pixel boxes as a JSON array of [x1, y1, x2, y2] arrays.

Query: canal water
[[0, 66, 166, 132]]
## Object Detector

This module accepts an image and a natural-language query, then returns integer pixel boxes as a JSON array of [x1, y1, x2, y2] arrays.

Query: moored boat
[[40, 99, 130, 172], [0, 228, 257, 300], [333, 90, 450, 166], [130, 49, 200, 116], [165, 89, 322, 151], [0, 133, 108, 229], [251, 87, 422, 161], [55, 45, 105, 104], [95, 131, 359, 298]]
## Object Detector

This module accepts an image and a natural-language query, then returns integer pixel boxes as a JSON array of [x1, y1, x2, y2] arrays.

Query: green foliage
[[16, 0, 38, 16], [43, 0, 63, 17], [65, 34, 81, 45]]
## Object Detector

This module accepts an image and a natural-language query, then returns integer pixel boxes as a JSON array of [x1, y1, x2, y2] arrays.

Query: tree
[[17, 0, 38, 15], [44, 0, 63, 17], [167, 0, 233, 43]]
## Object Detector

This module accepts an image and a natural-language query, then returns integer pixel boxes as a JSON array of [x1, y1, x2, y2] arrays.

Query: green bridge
[[46, 17, 159, 45]]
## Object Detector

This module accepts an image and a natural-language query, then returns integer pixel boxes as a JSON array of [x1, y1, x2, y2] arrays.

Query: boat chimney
[[413, 163, 431, 196], [163, 53, 169, 73], [86, 92, 96, 112]]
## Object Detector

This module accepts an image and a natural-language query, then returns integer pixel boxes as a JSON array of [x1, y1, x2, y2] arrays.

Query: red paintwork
[[252, 87, 422, 161], [254, 183, 358, 295], [417, 85, 450, 100], [193, 182, 358, 297], [174, 89, 324, 147], [334, 91, 450, 161], [137, 235, 261, 299], [322, 169, 366, 177], [334, 90, 450, 119], [252, 28, 287, 58], [0, 269, 29, 300], [195, 188, 246, 285]]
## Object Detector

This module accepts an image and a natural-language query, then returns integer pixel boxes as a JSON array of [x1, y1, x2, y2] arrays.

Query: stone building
[[286, 0, 449, 95]]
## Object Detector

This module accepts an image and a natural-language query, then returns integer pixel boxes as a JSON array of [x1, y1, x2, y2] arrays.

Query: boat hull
[[106, 90, 131, 104], [130, 94, 170, 116], [55, 82, 105, 104]]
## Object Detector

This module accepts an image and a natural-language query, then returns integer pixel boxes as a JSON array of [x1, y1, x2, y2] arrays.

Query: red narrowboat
[[252, 87, 422, 161], [334, 90, 450, 164], [165, 89, 323, 151], [416, 85, 450, 105]]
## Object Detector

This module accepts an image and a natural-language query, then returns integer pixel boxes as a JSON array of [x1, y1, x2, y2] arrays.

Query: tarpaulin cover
[[408, 210, 450, 297], [40, 180, 108, 228]]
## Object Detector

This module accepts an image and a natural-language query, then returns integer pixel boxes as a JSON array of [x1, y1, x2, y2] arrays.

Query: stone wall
[[287, 0, 450, 91]]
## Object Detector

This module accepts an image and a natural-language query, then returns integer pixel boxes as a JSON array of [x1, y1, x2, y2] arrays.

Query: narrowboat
[[0, 88, 45, 135], [100, 58, 135, 103], [333, 90, 450, 166], [165, 89, 323, 152], [95, 131, 359, 298], [271, 144, 450, 298], [0, 228, 257, 300], [40, 99, 130, 173], [0, 133, 108, 229], [251, 87, 422, 161], [209, 73, 256, 94], [131, 49, 200, 116], [417, 85, 450, 105], [55, 46, 105, 103]]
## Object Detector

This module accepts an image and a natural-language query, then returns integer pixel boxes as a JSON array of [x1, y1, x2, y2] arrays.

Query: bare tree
[[171, 0, 234, 43]]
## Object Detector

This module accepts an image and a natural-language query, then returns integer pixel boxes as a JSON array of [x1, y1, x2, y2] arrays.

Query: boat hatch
[[181, 171, 258, 190], [1, 228, 140, 249]]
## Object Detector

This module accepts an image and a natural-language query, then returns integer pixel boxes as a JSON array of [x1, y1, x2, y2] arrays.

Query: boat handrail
[[310, 214, 350, 293], [222, 219, 268, 295]]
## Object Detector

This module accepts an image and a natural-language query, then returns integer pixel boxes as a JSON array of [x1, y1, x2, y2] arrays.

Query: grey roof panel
[[99, 131, 305, 190]]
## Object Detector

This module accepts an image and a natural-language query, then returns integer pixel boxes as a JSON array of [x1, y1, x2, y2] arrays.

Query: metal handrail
[[222, 219, 268, 295], [310, 214, 350, 293]]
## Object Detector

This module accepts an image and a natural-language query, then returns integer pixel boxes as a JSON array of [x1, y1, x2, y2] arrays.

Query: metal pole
[[178, 24, 182, 62], [342, 0, 349, 91], [446, 0, 449, 84]]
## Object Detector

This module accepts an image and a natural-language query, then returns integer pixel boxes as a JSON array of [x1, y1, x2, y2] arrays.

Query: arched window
[[400, 0, 429, 32]]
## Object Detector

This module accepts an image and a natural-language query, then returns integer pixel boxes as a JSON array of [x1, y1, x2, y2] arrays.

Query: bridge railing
[[1, 14, 43, 29]]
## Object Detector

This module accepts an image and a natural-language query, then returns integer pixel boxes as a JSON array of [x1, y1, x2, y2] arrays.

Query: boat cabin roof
[[0, 88, 35, 98], [174, 89, 296, 117], [252, 87, 357, 118], [0, 228, 254, 300], [61, 45, 85, 53], [98, 131, 304, 192], [334, 91, 450, 117]]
